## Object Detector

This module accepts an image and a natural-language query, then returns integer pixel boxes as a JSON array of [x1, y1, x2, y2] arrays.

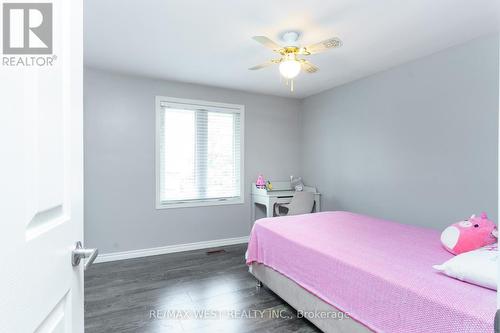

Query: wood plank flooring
[[85, 244, 320, 333]]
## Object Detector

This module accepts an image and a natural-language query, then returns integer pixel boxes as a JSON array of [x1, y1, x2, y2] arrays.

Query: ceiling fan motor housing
[[281, 31, 300, 47]]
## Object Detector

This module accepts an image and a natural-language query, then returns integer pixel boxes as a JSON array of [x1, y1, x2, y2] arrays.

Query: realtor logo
[[3, 3, 53, 54]]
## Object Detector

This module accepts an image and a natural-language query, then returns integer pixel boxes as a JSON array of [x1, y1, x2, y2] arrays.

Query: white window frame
[[155, 96, 245, 209]]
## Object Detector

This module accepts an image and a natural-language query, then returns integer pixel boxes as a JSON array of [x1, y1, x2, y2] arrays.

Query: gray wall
[[84, 68, 301, 253], [300, 34, 499, 229], [85, 34, 499, 254]]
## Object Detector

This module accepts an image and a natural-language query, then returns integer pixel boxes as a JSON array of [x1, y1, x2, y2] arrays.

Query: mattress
[[251, 262, 373, 333], [246, 211, 496, 333]]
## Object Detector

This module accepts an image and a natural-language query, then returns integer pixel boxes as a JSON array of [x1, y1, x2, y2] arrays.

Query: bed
[[246, 211, 496, 333]]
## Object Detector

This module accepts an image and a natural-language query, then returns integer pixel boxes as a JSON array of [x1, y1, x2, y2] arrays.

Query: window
[[156, 96, 244, 208]]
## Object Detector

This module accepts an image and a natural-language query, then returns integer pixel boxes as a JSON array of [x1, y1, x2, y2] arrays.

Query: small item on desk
[[256, 174, 266, 189], [290, 176, 304, 192], [266, 181, 273, 191]]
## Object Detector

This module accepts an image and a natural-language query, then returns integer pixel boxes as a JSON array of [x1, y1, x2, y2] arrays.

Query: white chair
[[274, 191, 315, 216]]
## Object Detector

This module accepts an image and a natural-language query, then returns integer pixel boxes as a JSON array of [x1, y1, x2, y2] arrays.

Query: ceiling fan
[[249, 31, 343, 91]]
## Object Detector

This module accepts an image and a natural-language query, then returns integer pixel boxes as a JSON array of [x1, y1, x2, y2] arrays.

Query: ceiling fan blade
[[302, 61, 319, 74], [305, 37, 342, 54], [248, 61, 276, 70], [252, 36, 282, 51]]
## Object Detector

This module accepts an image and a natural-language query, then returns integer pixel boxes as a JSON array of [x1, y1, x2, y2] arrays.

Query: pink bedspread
[[246, 211, 495, 333]]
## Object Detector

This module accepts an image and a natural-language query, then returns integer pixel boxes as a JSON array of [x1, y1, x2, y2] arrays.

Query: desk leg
[[251, 198, 256, 224]]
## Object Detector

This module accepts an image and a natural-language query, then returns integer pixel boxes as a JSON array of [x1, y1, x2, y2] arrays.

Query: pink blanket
[[246, 211, 495, 333]]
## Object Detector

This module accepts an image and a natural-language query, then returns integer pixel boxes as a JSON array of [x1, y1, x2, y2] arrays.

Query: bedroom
[[0, 0, 499, 332]]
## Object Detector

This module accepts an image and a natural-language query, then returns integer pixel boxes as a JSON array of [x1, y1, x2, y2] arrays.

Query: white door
[[0, 0, 86, 332]]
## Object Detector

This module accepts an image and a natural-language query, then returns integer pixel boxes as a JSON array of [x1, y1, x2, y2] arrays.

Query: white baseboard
[[94, 236, 249, 263]]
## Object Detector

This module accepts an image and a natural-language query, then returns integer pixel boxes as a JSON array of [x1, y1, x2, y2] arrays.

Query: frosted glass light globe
[[279, 60, 301, 79]]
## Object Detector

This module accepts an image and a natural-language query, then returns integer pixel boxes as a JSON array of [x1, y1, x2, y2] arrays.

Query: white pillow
[[433, 243, 498, 290]]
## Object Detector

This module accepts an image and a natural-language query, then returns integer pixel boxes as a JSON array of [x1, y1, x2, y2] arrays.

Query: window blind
[[158, 101, 242, 206]]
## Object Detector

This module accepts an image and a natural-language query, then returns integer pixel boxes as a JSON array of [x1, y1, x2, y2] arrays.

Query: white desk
[[251, 181, 321, 222]]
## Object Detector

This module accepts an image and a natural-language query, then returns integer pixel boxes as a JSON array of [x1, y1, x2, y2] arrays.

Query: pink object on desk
[[255, 174, 266, 188], [246, 211, 495, 333]]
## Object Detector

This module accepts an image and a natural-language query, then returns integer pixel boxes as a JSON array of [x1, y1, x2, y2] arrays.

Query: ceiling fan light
[[279, 60, 301, 79]]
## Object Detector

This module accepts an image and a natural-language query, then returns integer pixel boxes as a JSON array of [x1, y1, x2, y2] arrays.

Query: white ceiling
[[84, 0, 500, 98]]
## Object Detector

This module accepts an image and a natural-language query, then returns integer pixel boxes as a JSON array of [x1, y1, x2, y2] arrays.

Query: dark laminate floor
[[85, 244, 320, 333]]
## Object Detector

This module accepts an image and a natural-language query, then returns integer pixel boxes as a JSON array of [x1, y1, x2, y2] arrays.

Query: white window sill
[[156, 198, 244, 210]]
